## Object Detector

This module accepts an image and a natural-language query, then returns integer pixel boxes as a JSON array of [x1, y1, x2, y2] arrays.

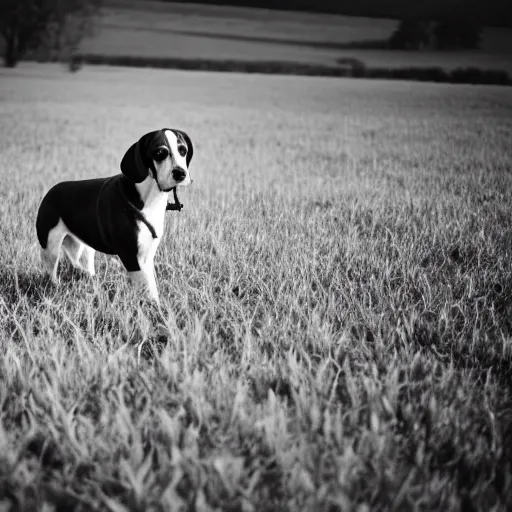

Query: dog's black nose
[[172, 167, 187, 182]]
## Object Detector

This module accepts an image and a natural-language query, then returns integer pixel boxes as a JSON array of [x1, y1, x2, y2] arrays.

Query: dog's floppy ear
[[120, 132, 154, 183], [174, 129, 194, 167]]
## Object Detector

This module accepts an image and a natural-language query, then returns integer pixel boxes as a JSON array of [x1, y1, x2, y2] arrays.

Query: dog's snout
[[172, 167, 187, 181]]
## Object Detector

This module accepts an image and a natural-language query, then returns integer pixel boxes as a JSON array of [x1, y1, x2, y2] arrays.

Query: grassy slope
[[77, 0, 512, 72], [1, 64, 512, 510]]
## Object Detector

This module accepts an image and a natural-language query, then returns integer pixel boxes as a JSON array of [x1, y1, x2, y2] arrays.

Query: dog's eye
[[178, 146, 187, 157], [153, 148, 168, 162]]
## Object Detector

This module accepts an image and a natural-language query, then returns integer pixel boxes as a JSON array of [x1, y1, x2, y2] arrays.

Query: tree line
[[0, 0, 102, 68], [162, 0, 511, 27]]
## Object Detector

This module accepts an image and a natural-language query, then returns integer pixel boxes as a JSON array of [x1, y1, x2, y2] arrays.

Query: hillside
[[77, 0, 512, 73], [118, 0, 512, 27]]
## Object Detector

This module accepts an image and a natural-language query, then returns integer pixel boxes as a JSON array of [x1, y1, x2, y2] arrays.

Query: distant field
[[75, 0, 512, 72], [1, 63, 512, 510]]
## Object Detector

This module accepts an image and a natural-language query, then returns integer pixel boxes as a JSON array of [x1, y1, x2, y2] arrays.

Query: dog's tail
[[36, 193, 60, 249]]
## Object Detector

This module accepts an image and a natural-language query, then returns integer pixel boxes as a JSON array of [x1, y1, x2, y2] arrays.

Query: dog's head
[[120, 128, 194, 191]]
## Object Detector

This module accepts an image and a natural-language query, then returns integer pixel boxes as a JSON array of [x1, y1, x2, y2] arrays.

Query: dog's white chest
[[137, 194, 168, 266]]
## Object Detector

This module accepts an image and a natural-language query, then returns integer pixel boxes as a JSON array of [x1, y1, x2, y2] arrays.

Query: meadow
[[0, 63, 512, 510]]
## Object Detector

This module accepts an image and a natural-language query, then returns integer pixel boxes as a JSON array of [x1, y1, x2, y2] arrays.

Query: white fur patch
[[164, 129, 191, 186], [136, 184, 168, 267], [150, 130, 191, 191]]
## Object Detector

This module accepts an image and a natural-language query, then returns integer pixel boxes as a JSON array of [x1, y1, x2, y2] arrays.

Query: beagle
[[35, 128, 194, 303]]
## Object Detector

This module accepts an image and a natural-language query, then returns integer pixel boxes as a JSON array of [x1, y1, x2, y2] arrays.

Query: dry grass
[[1, 63, 512, 511]]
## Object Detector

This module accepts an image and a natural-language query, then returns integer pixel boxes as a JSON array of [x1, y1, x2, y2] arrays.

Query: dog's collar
[[166, 187, 183, 212], [150, 168, 183, 212]]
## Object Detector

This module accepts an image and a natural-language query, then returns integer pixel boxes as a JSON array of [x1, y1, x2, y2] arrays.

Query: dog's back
[[36, 178, 110, 251]]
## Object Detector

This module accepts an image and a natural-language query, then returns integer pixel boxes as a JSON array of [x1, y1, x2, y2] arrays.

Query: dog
[[35, 128, 194, 303]]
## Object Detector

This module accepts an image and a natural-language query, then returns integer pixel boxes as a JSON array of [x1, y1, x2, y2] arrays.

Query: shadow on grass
[[171, 28, 390, 50], [0, 262, 88, 308], [101, 22, 390, 51]]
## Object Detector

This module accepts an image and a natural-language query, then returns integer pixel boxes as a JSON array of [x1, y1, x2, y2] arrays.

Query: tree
[[389, 20, 433, 50], [0, 0, 102, 68], [433, 22, 482, 50], [389, 18, 482, 51]]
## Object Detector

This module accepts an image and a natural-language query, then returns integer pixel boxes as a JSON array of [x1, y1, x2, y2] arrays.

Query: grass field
[[1, 63, 512, 510], [75, 0, 512, 73]]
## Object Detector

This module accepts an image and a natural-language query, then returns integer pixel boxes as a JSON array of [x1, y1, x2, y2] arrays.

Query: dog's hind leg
[[62, 235, 84, 267], [62, 236, 96, 277], [40, 219, 68, 282]]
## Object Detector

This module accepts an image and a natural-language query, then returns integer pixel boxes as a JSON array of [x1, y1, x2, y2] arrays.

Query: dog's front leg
[[83, 245, 96, 276], [128, 265, 159, 304]]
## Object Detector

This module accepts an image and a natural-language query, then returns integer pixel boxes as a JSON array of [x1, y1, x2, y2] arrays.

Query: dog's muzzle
[[172, 167, 187, 182]]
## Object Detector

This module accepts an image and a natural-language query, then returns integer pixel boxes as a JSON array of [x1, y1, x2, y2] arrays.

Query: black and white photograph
[[0, 0, 511, 510]]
